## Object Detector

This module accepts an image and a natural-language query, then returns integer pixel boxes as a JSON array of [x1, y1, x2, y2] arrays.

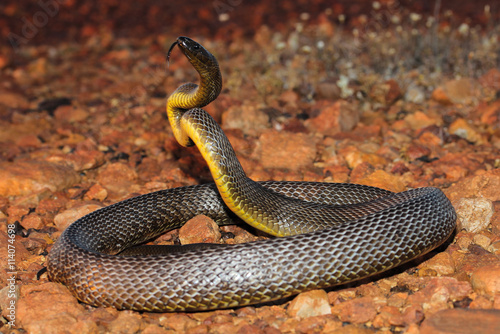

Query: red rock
[[478, 68, 500, 91], [369, 79, 401, 105], [0, 160, 80, 197], [372, 305, 404, 328], [305, 100, 360, 136], [445, 169, 500, 202], [471, 264, 500, 296], [54, 105, 89, 123], [0, 92, 30, 109], [332, 296, 377, 324], [21, 212, 44, 230], [17, 283, 87, 334], [433, 78, 480, 105], [478, 99, 500, 128], [431, 87, 453, 105], [222, 103, 270, 136], [455, 198, 494, 233], [404, 111, 442, 130], [420, 309, 500, 334], [84, 183, 108, 201], [53, 203, 104, 231], [405, 143, 432, 161], [355, 170, 406, 193], [418, 252, 456, 276], [257, 130, 316, 170], [449, 118, 486, 144], [315, 80, 341, 100], [287, 289, 331, 318], [179, 215, 221, 245], [108, 311, 142, 333], [96, 162, 139, 197], [339, 146, 387, 169]]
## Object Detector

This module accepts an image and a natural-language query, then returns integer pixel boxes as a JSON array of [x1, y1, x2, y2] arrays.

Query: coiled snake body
[[47, 37, 457, 312]]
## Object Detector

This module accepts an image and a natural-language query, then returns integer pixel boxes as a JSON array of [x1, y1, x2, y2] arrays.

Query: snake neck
[[167, 66, 222, 147]]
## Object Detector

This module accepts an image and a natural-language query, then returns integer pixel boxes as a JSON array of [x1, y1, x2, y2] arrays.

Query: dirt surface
[[1, 0, 500, 333]]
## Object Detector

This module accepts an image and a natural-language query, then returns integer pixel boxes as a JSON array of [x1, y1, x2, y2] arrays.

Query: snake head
[[168, 36, 219, 74]]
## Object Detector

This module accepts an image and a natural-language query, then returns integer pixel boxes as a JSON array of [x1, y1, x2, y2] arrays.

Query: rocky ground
[[1, 0, 500, 333]]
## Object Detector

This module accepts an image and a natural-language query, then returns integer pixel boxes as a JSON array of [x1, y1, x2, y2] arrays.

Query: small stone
[[84, 183, 108, 201], [479, 100, 500, 129], [332, 296, 377, 324], [445, 169, 500, 202], [315, 81, 341, 100], [471, 264, 500, 296], [370, 79, 401, 105], [355, 170, 406, 193], [0, 91, 30, 109], [257, 130, 316, 170], [53, 203, 104, 231], [108, 311, 142, 333], [433, 78, 479, 105], [0, 160, 80, 197], [404, 111, 442, 130], [306, 100, 360, 136], [21, 212, 44, 230], [96, 162, 138, 197], [17, 283, 86, 333], [455, 198, 494, 233], [340, 146, 387, 169], [449, 118, 486, 144], [418, 252, 455, 276], [420, 309, 500, 334], [54, 105, 89, 123], [179, 215, 221, 245], [222, 103, 270, 136], [287, 289, 331, 318], [405, 84, 425, 104], [372, 305, 404, 328]]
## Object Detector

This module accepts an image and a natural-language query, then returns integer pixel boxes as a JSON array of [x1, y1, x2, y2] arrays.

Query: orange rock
[[96, 162, 139, 197], [17, 283, 87, 333], [305, 100, 360, 136], [369, 79, 401, 105], [340, 146, 387, 169], [418, 252, 456, 276], [355, 170, 406, 193], [431, 87, 453, 105], [0, 160, 80, 197], [84, 183, 108, 201], [471, 264, 500, 296], [420, 309, 500, 334], [478, 68, 500, 91], [404, 111, 442, 130], [179, 215, 221, 245], [53, 203, 104, 231], [449, 118, 486, 144], [372, 305, 404, 328], [222, 103, 270, 136], [455, 198, 494, 233], [332, 296, 377, 324], [257, 130, 316, 170], [478, 99, 500, 128], [108, 311, 142, 333], [287, 289, 331, 319], [445, 169, 500, 202], [432, 78, 480, 105], [54, 105, 89, 123]]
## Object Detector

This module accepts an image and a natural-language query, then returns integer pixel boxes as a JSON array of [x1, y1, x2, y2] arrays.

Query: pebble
[[53, 105, 89, 123], [305, 100, 360, 135], [287, 289, 331, 318], [404, 111, 442, 130], [0, 160, 80, 197], [449, 118, 486, 144], [96, 162, 139, 197], [53, 203, 104, 231], [354, 170, 406, 193], [332, 296, 377, 324], [445, 169, 500, 202], [369, 79, 401, 105], [222, 103, 270, 135], [179, 215, 222, 245], [17, 283, 87, 334], [257, 130, 317, 170], [471, 264, 500, 296], [432, 78, 479, 105], [420, 309, 500, 334], [455, 197, 494, 233]]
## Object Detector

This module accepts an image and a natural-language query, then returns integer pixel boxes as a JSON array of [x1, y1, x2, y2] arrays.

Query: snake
[[47, 36, 457, 312]]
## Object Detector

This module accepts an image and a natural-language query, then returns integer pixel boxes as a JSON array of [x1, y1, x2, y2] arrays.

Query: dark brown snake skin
[[47, 37, 457, 312]]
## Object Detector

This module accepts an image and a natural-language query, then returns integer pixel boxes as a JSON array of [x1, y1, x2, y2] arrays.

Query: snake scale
[[47, 36, 457, 312]]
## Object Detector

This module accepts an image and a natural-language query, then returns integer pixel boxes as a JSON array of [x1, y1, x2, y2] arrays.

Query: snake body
[[47, 37, 457, 312]]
